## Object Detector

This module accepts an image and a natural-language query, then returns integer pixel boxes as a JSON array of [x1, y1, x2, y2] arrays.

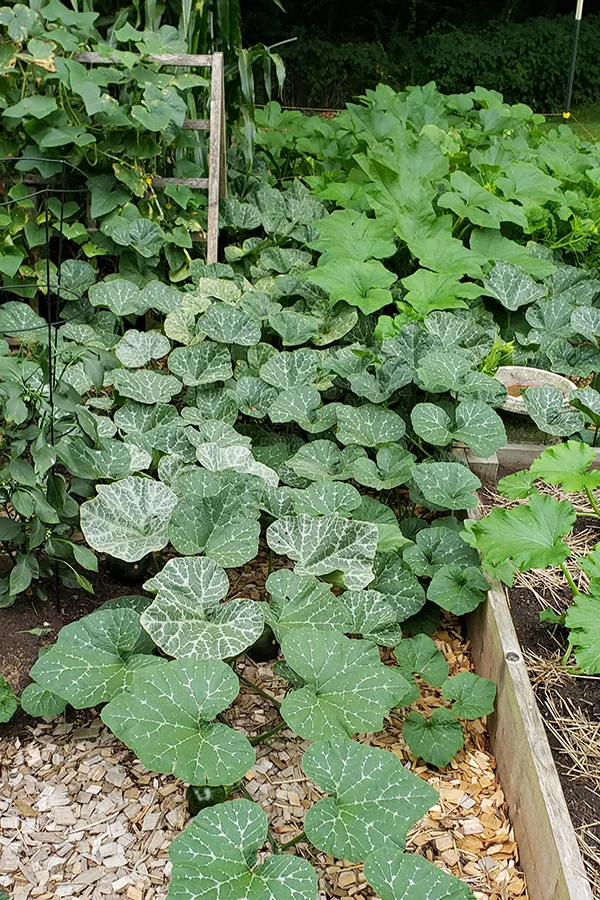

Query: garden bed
[[465, 474, 599, 899], [0, 550, 526, 900]]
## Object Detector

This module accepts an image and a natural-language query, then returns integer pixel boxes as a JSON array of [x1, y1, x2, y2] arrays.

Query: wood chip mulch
[[1, 555, 527, 900]]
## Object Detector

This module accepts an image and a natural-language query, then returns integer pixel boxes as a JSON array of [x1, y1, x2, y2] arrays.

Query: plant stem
[[562, 640, 574, 667], [279, 830, 306, 851], [237, 672, 281, 709], [249, 719, 286, 746], [585, 485, 600, 518], [560, 562, 579, 597]]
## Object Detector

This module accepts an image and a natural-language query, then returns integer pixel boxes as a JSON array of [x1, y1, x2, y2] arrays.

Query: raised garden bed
[[458, 448, 598, 899]]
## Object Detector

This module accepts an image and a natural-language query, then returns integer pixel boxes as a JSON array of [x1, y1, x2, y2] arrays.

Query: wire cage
[[0, 158, 93, 608]]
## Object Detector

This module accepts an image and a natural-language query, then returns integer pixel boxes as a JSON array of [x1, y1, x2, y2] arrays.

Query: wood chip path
[[0, 619, 526, 900]]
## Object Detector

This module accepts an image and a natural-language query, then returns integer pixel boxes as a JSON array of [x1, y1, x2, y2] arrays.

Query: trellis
[[75, 50, 227, 263]]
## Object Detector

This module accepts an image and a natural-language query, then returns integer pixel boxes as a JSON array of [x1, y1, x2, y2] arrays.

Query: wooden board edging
[[454, 441, 600, 478], [465, 505, 593, 900]]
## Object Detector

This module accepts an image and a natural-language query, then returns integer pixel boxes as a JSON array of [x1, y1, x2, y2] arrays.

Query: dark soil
[[486, 477, 600, 886], [0, 560, 147, 740]]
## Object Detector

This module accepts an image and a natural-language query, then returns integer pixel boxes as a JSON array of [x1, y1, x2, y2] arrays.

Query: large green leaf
[[463, 490, 576, 583], [364, 847, 475, 900], [438, 170, 528, 230], [400, 270, 480, 317], [309, 258, 396, 314], [262, 570, 351, 641], [565, 590, 600, 674], [529, 440, 600, 493], [427, 565, 489, 615], [29, 608, 157, 709], [169, 341, 233, 387], [303, 739, 437, 862], [336, 403, 406, 447], [112, 369, 182, 404], [288, 440, 367, 482], [142, 557, 264, 660], [403, 526, 478, 578], [412, 463, 481, 511], [393, 634, 449, 687], [80, 476, 178, 562], [266, 514, 379, 589], [280, 627, 414, 740], [441, 672, 496, 719], [411, 401, 506, 458], [402, 708, 464, 767], [168, 800, 317, 900], [308, 209, 397, 262], [102, 659, 254, 785]]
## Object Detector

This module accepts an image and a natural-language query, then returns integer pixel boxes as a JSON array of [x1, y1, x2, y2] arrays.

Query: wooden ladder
[[75, 51, 227, 263]]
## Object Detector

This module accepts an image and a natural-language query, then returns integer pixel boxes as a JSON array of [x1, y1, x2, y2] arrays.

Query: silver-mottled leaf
[[336, 404, 406, 447], [412, 463, 481, 511], [484, 261, 547, 311], [168, 799, 317, 900], [168, 341, 233, 387], [266, 514, 378, 589], [200, 301, 262, 346], [259, 348, 320, 388], [142, 557, 264, 659], [112, 369, 182, 404], [262, 570, 351, 642], [80, 476, 178, 561], [115, 329, 170, 367], [364, 847, 475, 900]]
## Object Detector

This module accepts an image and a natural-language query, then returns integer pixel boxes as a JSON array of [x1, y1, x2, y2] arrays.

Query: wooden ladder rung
[[152, 177, 209, 189], [183, 119, 210, 131]]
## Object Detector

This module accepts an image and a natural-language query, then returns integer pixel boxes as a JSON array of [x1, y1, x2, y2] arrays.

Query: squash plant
[[464, 440, 600, 674]]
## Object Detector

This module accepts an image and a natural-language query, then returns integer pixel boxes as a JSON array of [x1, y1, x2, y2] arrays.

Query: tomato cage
[[0, 158, 94, 610]]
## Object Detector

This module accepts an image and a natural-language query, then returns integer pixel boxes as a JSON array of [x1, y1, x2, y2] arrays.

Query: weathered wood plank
[[206, 52, 224, 264], [497, 441, 600, 471], [75, 52, 213, 66], [452, 444, 499, 481], [151, 177, 209, 190], [183, 119, 210, 131], [466, 503, 593, 900]]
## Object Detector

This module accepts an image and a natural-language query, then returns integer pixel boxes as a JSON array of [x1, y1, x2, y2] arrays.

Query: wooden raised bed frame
[[455, 446, 594, 900]]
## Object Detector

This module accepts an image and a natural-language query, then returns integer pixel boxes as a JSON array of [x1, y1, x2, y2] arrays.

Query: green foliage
[[0, 675, 18, 723], [470, 440, 600, 675]]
